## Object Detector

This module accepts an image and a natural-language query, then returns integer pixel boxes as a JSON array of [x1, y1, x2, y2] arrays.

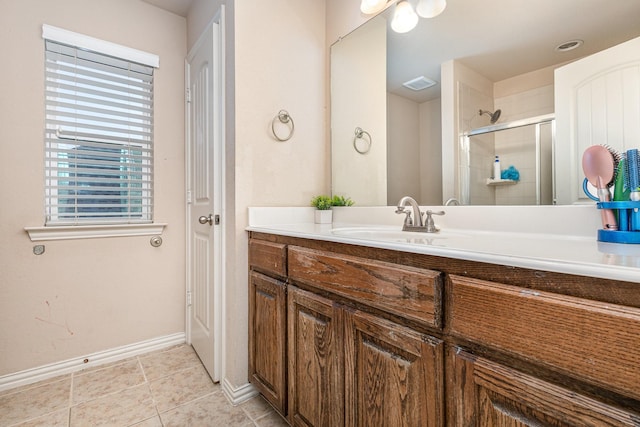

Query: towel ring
[[271, 110, 295, 141], [353, 127, 372, 154]]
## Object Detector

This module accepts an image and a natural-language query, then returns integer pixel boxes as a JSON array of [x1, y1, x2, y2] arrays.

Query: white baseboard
[[0, 332, 185, 392], [221, 378, 258, 405]]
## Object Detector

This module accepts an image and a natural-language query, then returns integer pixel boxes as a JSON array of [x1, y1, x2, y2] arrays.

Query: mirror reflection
[[330, 0, 640, 206]]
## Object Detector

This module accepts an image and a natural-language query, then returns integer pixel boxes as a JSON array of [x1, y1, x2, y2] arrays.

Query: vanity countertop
[[247, 206, 640, 284]]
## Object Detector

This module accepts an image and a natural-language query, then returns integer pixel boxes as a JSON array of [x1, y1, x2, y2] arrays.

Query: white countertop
[[247, 206, 640, 284]]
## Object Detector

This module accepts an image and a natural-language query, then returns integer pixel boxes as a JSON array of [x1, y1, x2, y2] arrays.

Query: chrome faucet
[[395, 196, 445, 233], [396, 196, 423, 230]]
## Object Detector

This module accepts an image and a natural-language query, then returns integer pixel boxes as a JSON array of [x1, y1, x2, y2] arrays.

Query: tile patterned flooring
[[0, 344, 288, 427]]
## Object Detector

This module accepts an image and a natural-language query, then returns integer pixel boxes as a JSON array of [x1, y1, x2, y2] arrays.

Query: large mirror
[[330, 0, 640, 206]]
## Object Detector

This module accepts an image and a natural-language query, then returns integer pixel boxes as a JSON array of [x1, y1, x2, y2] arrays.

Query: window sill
[[24, 223, 167, 241]]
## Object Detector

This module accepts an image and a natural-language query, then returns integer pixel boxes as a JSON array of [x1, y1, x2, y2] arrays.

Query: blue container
[[597, 201, 640, 243]]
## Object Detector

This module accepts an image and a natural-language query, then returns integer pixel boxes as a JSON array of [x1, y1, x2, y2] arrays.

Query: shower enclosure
[[459, 114, 555, 205]]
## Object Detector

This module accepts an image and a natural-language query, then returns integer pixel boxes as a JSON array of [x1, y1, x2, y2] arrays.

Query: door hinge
[[186, 190, 192, 204], [187, 290, 192, 306], [186, 88, 191, 104]]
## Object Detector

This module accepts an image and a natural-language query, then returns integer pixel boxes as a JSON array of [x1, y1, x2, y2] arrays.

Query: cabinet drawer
[[288, 246, 442, 328], [249, 239, 287, 277], [450, 348, 640, 426], [448, 275, 640, 401]]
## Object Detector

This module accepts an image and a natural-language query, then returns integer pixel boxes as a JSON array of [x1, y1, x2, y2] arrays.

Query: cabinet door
[[448, 347, 640, 426], [249, 271, 287, 414], [344, 309, 444, 427], [288, 286, 343, 427]]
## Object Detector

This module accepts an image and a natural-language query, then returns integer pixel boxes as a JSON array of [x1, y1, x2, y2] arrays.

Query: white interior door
[[186, 19, 222, 382], [555, 36, 640, 205]]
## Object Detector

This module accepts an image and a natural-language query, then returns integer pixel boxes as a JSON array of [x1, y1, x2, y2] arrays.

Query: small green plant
[[310, 195, 332, 210], [331, 195, 354, 207]]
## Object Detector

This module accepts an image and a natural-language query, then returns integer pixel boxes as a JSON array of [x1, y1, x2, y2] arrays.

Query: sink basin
[[331, 226, 467, 244]]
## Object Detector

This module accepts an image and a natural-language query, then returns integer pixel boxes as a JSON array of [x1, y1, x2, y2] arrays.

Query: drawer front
[[448, 275, 640, 401], [249, 239, 287, 277], [450, 348, 640, 426], [288, 246, 442, 328]]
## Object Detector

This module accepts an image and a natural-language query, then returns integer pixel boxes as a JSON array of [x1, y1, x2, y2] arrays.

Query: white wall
[[419, 98, 443, 205], [441, 60, 494, 204], [381, 92, 443, 206], [332, 16, 387, 206], [387, 93, 420, 204], [0, 0, 187, 375], [186, 0, 328, 390]]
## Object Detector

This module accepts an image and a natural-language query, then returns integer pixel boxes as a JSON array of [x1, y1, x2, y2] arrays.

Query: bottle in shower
[[493, 155, 501, 180]]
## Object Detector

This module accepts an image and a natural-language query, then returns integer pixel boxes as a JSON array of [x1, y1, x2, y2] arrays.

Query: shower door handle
[[198, 214, 214, 226]]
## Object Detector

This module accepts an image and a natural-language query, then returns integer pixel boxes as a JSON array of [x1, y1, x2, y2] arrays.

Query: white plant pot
[[314, 209, 333, 224]]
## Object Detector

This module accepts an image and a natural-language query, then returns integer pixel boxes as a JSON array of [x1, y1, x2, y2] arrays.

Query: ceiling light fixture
[[360, 0, 388, 15], [360, 0, 446, 34], [416, 0, 447, 18], [391, 0, 419, 34]]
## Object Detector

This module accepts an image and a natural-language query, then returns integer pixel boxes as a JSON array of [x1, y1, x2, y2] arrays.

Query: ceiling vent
[[555, 39, 583, 52], [402, 76, 437, 91]]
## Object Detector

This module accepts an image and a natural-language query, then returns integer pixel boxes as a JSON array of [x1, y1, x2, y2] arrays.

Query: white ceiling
[[141, 0, 193, 17], [383, 0, 640, 102], [142, 0, 640, 104]]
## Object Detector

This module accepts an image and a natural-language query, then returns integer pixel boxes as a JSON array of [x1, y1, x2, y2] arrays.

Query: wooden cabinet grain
[[248, 233, 640, 426], [344, 309, 443, 427], [448, 347, 639, 426], [447, 275, 640, 403], [287, 284, 443, 427], [288, 286, 343, 427], [248, 271, 287, 415]]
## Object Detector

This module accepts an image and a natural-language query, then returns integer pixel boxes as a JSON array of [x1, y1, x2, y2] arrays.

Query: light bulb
[[416, 0, 447, 18], [391, 1, 419, 33], [360, 0, 388, 15]]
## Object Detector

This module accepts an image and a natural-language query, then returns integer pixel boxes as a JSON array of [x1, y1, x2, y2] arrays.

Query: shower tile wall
[[494, 85, 554, 205], [459, 80, 554, 206], [459, 83, 495, 205]]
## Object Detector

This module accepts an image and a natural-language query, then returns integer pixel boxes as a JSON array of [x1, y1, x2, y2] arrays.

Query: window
[[43, 29, 156, 225]]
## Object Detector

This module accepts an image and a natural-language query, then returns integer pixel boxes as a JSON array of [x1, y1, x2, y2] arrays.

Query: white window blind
[[44, 39, 155, 225]]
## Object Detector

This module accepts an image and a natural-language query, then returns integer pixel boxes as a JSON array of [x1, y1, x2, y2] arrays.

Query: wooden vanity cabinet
[[344, 309, 444, 426], [248, 240, 288, 415], [248, 233, 640, 426], [287, 286, 344, 427], [447, 274, 640, 425], [249, 235, 445, 426], [287, 283, 445, 427], [287, 244, 444, 427], [447, 347, 638, 426]]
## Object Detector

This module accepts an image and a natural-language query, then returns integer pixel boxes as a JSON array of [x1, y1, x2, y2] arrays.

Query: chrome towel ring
[[271, 110, 295, 141], [353, 127, 371, 154]]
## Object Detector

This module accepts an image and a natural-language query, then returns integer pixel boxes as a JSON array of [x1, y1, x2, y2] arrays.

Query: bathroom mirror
[[330, 0, 640, 206]]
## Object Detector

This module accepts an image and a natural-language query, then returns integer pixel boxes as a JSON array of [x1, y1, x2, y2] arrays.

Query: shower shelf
[[486, 178, 518, 186]]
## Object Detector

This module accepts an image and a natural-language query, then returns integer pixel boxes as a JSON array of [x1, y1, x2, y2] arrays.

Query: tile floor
[[0, 344, 289, 427]]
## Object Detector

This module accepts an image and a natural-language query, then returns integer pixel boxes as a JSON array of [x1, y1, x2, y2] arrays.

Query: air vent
[[402, 76, 437, 91]]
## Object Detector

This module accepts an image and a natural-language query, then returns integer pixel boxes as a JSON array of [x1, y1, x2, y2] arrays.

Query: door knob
[[198, 214, 214, 225]]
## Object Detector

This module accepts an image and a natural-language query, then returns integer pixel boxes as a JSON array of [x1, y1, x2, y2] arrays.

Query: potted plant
[[311, 195, 355, 224], [311, 195, 333, 224], [331, 195, 354, 207]]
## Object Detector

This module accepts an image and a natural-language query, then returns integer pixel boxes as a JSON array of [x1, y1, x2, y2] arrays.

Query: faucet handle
[[395, 207, 413, 227], [423, 210, 445, 233]]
